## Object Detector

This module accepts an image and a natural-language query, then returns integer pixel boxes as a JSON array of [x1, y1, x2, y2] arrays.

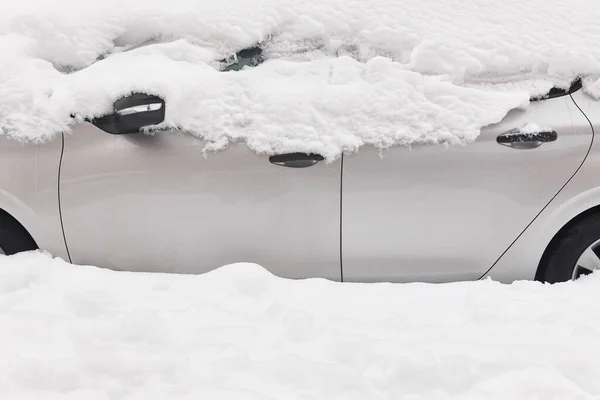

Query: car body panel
[[342, 94, 593, 283], [485, 90, 599, 282], [0, 91, 598, 284], [0, 134, 67, 260], [59, 124, 342, 280]]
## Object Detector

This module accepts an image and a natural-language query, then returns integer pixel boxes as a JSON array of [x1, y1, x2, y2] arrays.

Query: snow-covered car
[[1, 78, 599, 284]]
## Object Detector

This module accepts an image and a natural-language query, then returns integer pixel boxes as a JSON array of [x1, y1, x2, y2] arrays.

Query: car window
[[222, 47, 264, 72]]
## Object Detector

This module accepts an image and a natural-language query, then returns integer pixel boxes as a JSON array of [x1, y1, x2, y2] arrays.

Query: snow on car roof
[[0, 0, 598, 159]]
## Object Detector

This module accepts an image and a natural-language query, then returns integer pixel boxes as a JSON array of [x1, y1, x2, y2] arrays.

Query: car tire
[[537, 213, 600, 283], [0, 211, 37, 255]]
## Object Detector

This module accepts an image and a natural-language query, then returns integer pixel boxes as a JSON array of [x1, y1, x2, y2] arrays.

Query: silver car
[[1, 77, 598, 284]]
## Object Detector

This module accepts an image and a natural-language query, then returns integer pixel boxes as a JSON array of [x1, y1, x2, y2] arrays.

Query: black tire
[[537, 213, 600, 283], [0, 210, 37, 255]]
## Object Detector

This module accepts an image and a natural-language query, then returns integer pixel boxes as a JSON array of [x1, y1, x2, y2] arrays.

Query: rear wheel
[[538, 214, 600, 283], [0, 210, 37, 255]]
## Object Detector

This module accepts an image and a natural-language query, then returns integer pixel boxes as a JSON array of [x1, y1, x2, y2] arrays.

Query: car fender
[[0, 134, 69, 260], [486, 90, 600, 282]]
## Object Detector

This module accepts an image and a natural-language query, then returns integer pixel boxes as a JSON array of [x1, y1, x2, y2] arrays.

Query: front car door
[[342, 91, 593, 282], [59, 124, 341, 280]]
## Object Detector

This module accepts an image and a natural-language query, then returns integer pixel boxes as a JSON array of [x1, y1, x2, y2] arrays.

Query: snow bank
[[1, 0, 598, 157], [2, 251, 600, 399]]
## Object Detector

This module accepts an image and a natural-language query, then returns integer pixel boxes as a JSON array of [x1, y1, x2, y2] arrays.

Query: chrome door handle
[[269, 153, 324, 168], [497, 130, 557, 149], [116, 103, 163, 116]]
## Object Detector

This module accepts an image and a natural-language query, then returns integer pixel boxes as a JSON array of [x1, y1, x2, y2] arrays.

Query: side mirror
[[92, 93, 165, 134]]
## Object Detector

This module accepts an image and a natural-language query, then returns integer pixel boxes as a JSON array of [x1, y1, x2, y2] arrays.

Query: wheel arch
[[0, 206, 38, 252], [484, 184, 600, 283], [0, 191, 66, 260], [535, 204, 600, 280]]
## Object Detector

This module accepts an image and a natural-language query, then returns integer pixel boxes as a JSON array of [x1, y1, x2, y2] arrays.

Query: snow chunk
[[2, 251, 600, 399], [46, 53, 530, 159], [0, 0, 598, 156], [516, 123, 553, 135]]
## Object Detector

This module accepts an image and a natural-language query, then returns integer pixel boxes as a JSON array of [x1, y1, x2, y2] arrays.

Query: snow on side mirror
[[92, 93, 166, 134]]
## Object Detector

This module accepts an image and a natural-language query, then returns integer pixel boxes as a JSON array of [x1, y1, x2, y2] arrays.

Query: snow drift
[[1, 0, 599, 158], [2, 251, 600, 399]]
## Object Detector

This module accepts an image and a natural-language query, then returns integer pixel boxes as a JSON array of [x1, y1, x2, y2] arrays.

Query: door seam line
[[340, 153, 344, 282], [58, 132, 72, 263]]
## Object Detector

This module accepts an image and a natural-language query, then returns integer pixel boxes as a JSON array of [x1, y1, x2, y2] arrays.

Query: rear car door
[[59, 122, 341, 280], [342, 90, 593, 282]]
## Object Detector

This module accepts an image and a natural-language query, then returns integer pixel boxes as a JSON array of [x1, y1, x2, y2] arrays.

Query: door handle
[[497, 130, 557, 149], [269, 153, 324, 168]]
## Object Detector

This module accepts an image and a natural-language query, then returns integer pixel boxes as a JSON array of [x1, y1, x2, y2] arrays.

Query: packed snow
[[1, 0, 599, 158], [516, 123, 553, 135], [2, 251, 600, 399]]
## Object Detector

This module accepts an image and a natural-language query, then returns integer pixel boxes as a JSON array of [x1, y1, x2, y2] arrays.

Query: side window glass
[[222, 47, 264, 72]]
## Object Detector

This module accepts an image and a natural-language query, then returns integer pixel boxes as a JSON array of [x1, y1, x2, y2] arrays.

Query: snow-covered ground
[[2, 0, 600, 158], [2, 251, 600, 399]]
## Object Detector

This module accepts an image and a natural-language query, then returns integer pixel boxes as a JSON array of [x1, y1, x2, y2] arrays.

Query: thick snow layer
[[2, 252, 600, 399], [1, 0, 599, 157]]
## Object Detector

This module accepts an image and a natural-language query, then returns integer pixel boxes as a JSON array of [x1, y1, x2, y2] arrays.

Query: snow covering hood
[[0, 0, 598, 158]]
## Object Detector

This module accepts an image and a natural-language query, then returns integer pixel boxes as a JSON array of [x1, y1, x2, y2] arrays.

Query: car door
[[59, 123, 341, 280], [342, 92, 594, 283]]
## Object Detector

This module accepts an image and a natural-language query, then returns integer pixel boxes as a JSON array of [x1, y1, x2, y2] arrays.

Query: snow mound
[[1, 0, 598, 157], [2, 251, 600, 399]]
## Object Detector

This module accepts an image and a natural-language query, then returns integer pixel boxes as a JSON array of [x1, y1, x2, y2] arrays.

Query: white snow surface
[[2, 252, 600, 399], [516, 123, 553, 135], [1, 0, 600, 157]]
